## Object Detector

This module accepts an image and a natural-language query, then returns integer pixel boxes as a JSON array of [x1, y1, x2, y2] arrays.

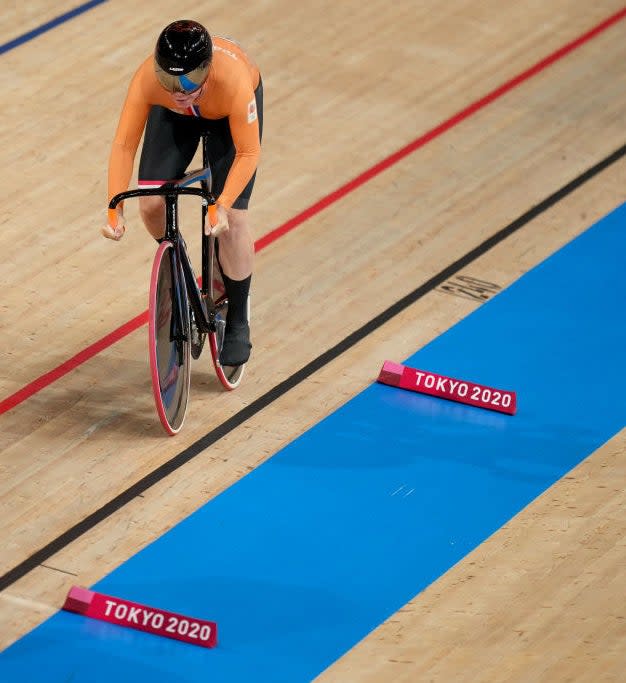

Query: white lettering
[[127, 607, 141, 624], [424, 375, 435, 389], [414, 372, 425, 386], [152, 613, 164, 629], [436, 377, 447, 391], [458, 383, 468, 397], [104, 600, 116, 617], [448, 380, 459, 393], [114, 604, 128, 620], [213, 45, 238, 60], [141, 610, 154, 626]]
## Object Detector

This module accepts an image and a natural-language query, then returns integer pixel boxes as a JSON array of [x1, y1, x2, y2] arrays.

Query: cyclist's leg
[[217, 210, 254, 366], [216, 208, 254, 280], [205, 79, 263, 365], [137, 106, 202, 239], [216, 202, 255, 366]]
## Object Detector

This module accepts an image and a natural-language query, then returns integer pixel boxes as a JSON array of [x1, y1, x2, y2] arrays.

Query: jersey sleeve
[[217, 83, 261, 209], [107, 66, 151, 205]]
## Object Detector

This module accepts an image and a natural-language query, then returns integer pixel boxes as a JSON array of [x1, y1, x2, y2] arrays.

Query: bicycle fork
[[168, 245, 189, 366]]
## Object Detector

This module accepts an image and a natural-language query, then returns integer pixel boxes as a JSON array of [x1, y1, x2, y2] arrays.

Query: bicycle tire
[[148, 241, 192, 435], [207, 236, 247, 390]]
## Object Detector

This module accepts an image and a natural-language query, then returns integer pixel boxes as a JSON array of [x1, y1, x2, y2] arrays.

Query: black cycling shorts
[[138, 79, 263, 210]]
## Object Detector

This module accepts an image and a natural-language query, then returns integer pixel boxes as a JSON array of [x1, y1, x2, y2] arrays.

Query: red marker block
[[62, 586, 218, 648], [377, 361, 516, 415]]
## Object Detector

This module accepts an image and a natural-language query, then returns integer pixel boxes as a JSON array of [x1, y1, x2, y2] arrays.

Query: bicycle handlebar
[[108, 185, 211, 210], [107, 167, 217, 228]]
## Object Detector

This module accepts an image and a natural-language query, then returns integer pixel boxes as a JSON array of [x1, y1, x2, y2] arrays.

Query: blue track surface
[[1, 207, 624, 682]]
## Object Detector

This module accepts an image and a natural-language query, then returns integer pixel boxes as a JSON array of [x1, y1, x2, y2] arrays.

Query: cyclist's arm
[[108, 67, 151, 208], [218, 85, 261, 209]]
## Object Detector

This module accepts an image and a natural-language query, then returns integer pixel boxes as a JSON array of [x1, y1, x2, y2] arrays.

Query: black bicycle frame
[[108, 181, 219, 341]]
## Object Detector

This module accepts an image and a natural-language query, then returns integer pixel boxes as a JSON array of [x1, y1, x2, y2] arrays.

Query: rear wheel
[[207, 236, 247, 390], [148, 241, 191, 435]]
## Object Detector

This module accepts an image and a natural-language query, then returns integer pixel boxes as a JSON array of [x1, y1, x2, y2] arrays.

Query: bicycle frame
[[108, 138, 246, 433], [108, 172, 222, 340]]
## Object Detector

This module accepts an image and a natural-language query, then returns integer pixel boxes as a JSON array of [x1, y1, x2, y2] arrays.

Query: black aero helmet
[[154, 20, 212, 93]]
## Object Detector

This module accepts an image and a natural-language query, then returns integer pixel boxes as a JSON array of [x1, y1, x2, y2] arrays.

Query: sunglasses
[[174, 73, 205, 95]]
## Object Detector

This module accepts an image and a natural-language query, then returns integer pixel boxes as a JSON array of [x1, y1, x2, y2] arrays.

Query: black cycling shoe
[[219, 321, 251, 366]]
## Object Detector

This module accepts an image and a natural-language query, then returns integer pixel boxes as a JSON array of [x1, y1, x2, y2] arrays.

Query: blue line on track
[[0, 0, 108, 56], [1, 206, 624, 681]]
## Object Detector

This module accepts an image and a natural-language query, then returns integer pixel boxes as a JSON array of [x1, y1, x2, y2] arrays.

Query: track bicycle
[[109, 137, 248, 435]]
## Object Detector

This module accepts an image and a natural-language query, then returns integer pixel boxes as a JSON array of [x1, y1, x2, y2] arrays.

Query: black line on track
[[2, 143, 625, 593], [40, 564, 78, 577]]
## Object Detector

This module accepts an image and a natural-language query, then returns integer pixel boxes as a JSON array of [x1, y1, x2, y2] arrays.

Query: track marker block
[[62, 586, 218, 648], [377, 361, 516, 415]]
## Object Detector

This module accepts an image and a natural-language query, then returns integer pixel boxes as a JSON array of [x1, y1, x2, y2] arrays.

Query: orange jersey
[[108, 36, 261, 209]]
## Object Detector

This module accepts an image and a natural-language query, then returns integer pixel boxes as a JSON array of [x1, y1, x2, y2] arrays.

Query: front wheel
[[148, 241, 191, 435]]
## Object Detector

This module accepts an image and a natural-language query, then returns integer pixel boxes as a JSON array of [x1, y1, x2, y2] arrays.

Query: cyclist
[[103, 19, 262, 367]]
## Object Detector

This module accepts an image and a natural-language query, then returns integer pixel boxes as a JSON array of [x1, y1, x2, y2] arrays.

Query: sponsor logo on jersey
[[247, 98, 257, 123], [214, 45, 238, 60]]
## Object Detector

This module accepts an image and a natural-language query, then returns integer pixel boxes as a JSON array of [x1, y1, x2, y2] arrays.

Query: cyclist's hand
[[206, 204, 229, 237], [101, 210, 126, 241]]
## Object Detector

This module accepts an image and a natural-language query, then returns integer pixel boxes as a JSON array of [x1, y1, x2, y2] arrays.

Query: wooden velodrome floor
[[1, 0, 625, 680]]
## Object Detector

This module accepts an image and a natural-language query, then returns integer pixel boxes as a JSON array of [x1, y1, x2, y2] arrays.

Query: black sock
[[222, 274, 251, 326]]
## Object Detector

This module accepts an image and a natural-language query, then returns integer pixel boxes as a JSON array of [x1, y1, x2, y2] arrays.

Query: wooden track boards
[[1, 2, 624, 678]]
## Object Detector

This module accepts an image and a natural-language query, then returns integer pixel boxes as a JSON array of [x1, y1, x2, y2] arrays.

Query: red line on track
[[2, 7, 625, 417]]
